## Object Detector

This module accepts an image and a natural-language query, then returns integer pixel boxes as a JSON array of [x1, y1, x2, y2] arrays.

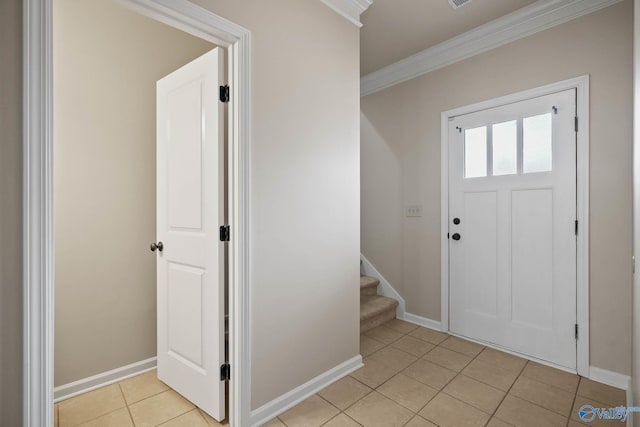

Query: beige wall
[[362, 0, 633, 375], [0, 0, 23, 423], [188, 0, 361, 410], [54, 0, 214, 385]]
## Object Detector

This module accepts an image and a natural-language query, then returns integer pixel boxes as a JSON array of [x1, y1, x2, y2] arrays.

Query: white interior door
[[156, 48, 226, 420], [449, 89, 577, 369]]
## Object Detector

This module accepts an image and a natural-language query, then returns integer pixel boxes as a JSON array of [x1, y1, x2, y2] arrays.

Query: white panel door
[[156, 48, 226, 420], [449, 90, 577, 369]]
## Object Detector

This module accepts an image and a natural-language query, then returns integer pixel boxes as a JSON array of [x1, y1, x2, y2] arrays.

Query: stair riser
[[360, 309, 396, 333], [360, 287, 378, 297]]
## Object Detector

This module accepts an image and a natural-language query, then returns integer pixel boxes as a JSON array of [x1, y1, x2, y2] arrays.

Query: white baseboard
[[588, 366, 631, 391], [400, 312, 443, 332], [360, 254, 406, 318], [53, 357, 157, 402], [249, 355, 363, 427]]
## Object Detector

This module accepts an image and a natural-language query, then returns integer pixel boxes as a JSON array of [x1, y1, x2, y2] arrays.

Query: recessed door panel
[[511, 188, 553, 330]]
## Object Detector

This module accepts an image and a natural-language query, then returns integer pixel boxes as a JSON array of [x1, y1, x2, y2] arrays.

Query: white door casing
[[156, 48, 226, 420], [448, 89, 577, 369]]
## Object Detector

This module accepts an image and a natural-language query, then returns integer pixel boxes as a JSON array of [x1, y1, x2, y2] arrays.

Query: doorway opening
[[23, 0, 252, 425]]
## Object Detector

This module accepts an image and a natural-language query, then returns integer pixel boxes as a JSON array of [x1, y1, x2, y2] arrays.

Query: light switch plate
[[406, 205, 423, 217]]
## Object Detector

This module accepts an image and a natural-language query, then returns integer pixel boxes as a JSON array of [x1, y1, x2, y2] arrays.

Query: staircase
[[360, 275, 399, 333]]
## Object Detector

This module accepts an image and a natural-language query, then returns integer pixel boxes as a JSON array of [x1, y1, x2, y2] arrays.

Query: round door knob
[[150, 242, 164, 252], [452, 233, 461, 241], [453, 218, 461, 225]]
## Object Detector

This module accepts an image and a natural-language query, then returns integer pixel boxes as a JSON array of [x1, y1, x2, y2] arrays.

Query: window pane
[[465, 126, 487, 178], [492, 120, 517, 176], [523, 113, 552, 173]]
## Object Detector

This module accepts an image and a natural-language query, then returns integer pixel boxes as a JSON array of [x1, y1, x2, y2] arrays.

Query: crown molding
[[361, 0, 622, 97], [321, 0, 372, 27]]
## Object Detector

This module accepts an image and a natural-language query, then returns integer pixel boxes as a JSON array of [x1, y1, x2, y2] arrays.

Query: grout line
[[411, 335, 489, 421], [566, 376, 583, 426], [118, 384, 136, 426]]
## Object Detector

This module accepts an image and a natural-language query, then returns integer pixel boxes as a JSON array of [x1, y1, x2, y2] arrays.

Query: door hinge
[[574, 116, 578, 132], [220, 225, 230, 242], [575, 220, 578, 235], [220, 363, 231, 381], [575, 324, 579, 340], [219, 85, 230, 103]]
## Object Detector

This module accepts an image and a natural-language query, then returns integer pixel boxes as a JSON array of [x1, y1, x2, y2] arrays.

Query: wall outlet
[[406, 205, 423, 217]]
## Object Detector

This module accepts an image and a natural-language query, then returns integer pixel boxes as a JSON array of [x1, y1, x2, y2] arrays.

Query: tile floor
[[56, 319, 627, 427], [265, 319, 627, 427], [54, 370, 227, 427]]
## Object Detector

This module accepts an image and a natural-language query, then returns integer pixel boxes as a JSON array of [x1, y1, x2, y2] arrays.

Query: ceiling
[[360, 0, 539, 76]]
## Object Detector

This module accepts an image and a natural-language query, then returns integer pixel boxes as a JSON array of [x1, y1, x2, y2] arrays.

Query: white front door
[[449, 89, 577, 369], [155, 48, 226, 420]]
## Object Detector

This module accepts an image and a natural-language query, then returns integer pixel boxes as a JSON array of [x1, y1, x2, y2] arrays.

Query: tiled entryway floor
[[264, 319, 627, 427], [56, 318, 626, 427], [54, 370, 227, 427]]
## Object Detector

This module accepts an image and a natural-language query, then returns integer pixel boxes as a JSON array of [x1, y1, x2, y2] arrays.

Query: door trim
[[23, 1, 252, 425], [440, 75, 590, 376]]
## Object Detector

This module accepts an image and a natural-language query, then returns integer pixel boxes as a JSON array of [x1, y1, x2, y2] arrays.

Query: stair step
[[360, 295, 398, 333], [360, 275, 380, 296]]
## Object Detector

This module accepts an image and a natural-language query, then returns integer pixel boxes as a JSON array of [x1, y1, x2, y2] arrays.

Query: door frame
[[439, 75, 590, 376], [23, 1, 252, 426]]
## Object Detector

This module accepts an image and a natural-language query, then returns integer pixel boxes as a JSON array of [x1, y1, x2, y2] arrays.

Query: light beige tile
[[345, 391, 413, 427], [521, 362, 579, 393], [58, 384, 126, 427], [278, 395, 339, 427], [408, 327, 449, 345], [443, 374, 505, 414], [199, 409, 229, 426], [487, 418, 514, 427], [570, 395, 626, 427], [77, 408, 133, 427], [360, 335, 386, 357], [404, 416, 438, 427], [350, 358, 398, 388], [577, 378, 626, 407], [259, 417, 286, 427], [422, 346, 473, 372], [322, 413, 361, 427], [391, 336, 435, 357], [567, 422, 589, 427], [419, 393, 490, 427], [318, 376, 372, 410], [462, 358, 520, 391], [128, 389, 195, 427], [383, 319, 419, 334], [439, 336, 484, 357], [158, 409, 209, 426], [402, 359, 457, 390], [119, 370, 169, 404], [367, 346, 417, 372], [495, 395, 567, 427], [510, 375, 575, 416], [377, 373, 438, 412], [364, 325, 404, 345], [55, 404, 59, 427], [476, 348, 527, 373]]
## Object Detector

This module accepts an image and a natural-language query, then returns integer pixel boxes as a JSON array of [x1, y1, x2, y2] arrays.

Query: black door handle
[[452, 233, 461, 241], [150, 241, 164, 252], [453, 218, 461, 225]]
